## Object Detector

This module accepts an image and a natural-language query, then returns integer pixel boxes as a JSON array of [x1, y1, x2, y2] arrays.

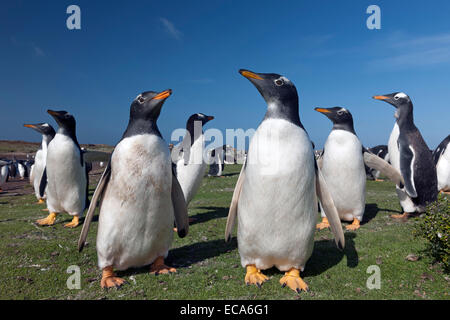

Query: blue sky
[[1, 0, 449, 150]]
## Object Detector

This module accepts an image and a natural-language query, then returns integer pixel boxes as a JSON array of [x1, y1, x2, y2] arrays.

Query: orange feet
[[280, 268, 308, 293], [244, 265, 268, 288], [64, 215, 80, 228], [36, 212, 58, 226], [345, 218, 361, 231], [37, 199, 45, 204], [101, 266, 126, 289], [149, 256, 176, 275], [391, 212, 410, 219], [316, 217, 330, 230]]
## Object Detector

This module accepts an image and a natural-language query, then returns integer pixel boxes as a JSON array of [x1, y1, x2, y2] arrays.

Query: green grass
[[0, 164, 448, 300]]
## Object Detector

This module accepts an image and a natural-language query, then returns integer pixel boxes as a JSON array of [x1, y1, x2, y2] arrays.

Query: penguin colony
[[0, 68, 446, 294]]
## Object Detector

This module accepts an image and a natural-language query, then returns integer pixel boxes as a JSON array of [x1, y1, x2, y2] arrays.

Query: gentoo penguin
[[314, 107, 366, 231], [433, 134, 450, 194], [36, 110, 87, 228], [78, 89, 189, 289], [367, 145, 389, 181], [0, 160, 9, 192], [171, 113, 214, 205], [208, 145, 226, 177], [225, 69, 344, 293], [373, 92, 438, 218], [23, 123, 56, 203]]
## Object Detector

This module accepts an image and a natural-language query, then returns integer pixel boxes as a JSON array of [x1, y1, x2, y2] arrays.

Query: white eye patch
[[394, 92, 407, 100]]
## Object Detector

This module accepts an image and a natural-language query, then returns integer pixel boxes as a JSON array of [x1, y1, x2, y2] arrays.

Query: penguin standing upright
[[23, 123, 56, 203], [315, 107, 366, 231], [36, 111, 87, 228], [0, 160, 9, 192], [225, 69, 344, 293], [367, 145, 389, 181], [433, 134, 450, 194], [373, 92, 438, 218], [171, 113, 214, 205], [78, 89, 189, 289]]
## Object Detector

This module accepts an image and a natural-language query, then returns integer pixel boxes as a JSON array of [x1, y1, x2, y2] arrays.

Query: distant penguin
[[78, 89, 189, 289], [433, 134, 450, 194], [23, 123, 56, 203], [0, 161, 9, 192], [225, 69, 344, 293], [8, 160, 17, 179], [315, 107, 366, 231], [367, 145, 389, 181], [208, 145, 226, 177], [171, 113, 214, 204], [17, 161, 27, 180], [374, 92, 438, 218], [35, 111, 87, 228]]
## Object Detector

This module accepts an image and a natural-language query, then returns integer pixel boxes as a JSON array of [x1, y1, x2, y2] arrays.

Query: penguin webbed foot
[[64, 215, 80, 228], [345, 218, 361, 231], [244, 265, 268, 288], [316, 217, 330, 230], [149, 257, 176, 275], [279, 268, 308, 293], [391, 212, 410, 220], [101, 266, 126, 289], [36, 212, 58, 226]]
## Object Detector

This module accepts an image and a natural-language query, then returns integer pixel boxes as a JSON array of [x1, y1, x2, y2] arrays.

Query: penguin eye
[[274, 79, 284, 86], [394, 96, 400, 101], [337, 111, 344, 116], [137, 96, 146, 104]]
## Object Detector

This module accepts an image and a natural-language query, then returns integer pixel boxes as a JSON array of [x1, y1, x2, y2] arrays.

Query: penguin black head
[[47, 110, 76, 133], [23, 123, 56, 138], [130, 89, 172, 121], [186, 113, 214, 128], [373, 92, 413, 122], [239, 69, 301, 126], [315, 107, 355, 134]]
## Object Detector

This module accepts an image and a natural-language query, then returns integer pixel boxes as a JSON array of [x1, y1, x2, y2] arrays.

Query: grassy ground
[[0, 164, 448, 300]]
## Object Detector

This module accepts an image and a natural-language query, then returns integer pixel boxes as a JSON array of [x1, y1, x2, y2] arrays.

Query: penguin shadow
[[303, 233, 359, 277], [118, 237, 238, 277], [219, 172, 240, 177], [362, 203, 401, 226], [189, 206, 229, 225]]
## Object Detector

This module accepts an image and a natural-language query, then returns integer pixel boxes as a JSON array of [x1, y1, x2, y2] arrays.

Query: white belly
[[0, 165, 8, 185], [96, 134, 174, 271], [32, 149, 46, 199], [237, 119, 316, 272], [45, 134, 86, 215], [175, 136, 206, 204], [437, 146, 450, 192], [321, 130, 366, 221], [388, 123, 418, 212]]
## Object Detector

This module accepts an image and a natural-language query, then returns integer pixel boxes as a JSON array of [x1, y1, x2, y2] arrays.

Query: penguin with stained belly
[[225, 69, 344, 293], [171, 113, 214, 205], [78, 89, 189, 289], [314, 107, 366, 231], [433, 134, 450, 194], [36, 111, 87, 228], [23, 123, 56, 203], [373, 92, 438, 218]]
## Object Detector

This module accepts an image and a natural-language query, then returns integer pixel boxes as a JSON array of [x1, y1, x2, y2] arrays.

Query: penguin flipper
[[78, 161, 111, 252], [315, 166, 345, 250], [171, 172, 189, 238], [363, 152, 405, 187], [225, 160, 246, 242], [38, 167, 47, 199], [82, 150, 112, 163], [399, 143, 418, 198]]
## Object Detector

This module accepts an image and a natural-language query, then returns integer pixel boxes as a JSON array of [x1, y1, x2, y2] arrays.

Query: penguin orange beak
[[239, 70, 263, 80], [152, 89, 172, 100], [47, 110, 60, 117], [23, 124, 36, 128], [207, 116, 214, 121], [315, 108, 331, 114], [373, 95, 389, 100]]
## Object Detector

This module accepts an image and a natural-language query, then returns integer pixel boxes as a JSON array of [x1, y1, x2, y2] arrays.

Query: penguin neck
[[184, 122, 204, 147], [332, 122, 356, 135], [122, 118, 162, 139], [264, 101, 304, 128], [41, 135, 52, 153], [58, 127, 81, 149], [396, 108, 415, 132]]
